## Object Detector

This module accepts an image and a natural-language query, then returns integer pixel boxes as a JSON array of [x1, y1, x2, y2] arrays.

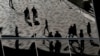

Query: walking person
[[87, 22, 91, 37], [48, 32, 53, 37], [55, 40, 61, 53], [32, 6, 38, 22], [72, 24, 77, 37], [49, 41, 54, 53], [68, 25, 73, 38], [24, 7, 32, 26], [79, 29, 84, 55], [43, 19, 49, 35], [24, 7, 30, 20], [15, 26, 19, 37], [54, 31, 62, 37]]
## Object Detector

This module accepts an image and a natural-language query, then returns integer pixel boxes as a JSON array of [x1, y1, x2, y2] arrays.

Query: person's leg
[[46, 27, 49, 33], [43, 27, 46, 35], [89, 33, 91, 37], [27, 14, 30, 19], [81, 40, 84, 54]]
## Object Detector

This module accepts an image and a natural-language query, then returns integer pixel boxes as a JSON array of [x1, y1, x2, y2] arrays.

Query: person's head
[[26, 7, 28, 9], [32, 6, 35, 9], [73, 24, 76, 26], [88, 22, 90, 25], [80, 29, 83, 33], [50, 32, 52, 34], [56, 31, 59, 33]]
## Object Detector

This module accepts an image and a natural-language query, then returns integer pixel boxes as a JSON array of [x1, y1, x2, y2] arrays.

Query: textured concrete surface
[[0, 0, 99, 38]]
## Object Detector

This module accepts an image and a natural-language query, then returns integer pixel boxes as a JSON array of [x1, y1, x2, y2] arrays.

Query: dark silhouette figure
[[68, 24, 77, 38], [87, 22, 99, 47], [68, 25, 73, 38], [0, 27, 3, 34], [54, 31, 62, 37], [49, 41, 54, 53], [15, 26, 19, 37], [32, 6, 40, 25], [24, 7, 30, 20], [87, 22, 91, 37], [55, 40, 61, 53], [79, 29, 84, 55], [68, 25, 79, 48], [29, 42, 36, 54], [83, 1, 91, 12], [15, 40, 19, 50], [48, 32, 53, 37], [72, 24, 77, 37], [30, 42, 36, 50], [29, 42, 37, 56], [44, 19, 49, 35], [9, 0, 15, 10], [24, 7, 32, 27], [32, 6, 38, 22], [79, 29, 84, 38]]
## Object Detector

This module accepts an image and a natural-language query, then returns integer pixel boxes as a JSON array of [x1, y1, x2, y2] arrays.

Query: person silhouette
[[68, 25, 79, 48], [54, 31, 62, 37], [87, 22, 99, 47], [87, 22, 91, 37], [15, 40, 19, 50], [15, 26, 19, 37], [30, 42, 35, 50], [24, 7, 30, 20], [68, 25, 73, 38], [44, 19, 49, 35], [79, 29, 84, 55], [79, 29, 84, 38], [48, 32, 53, 37], [72, 24, 77, 37], [49, 41, 54, 53], [24, 7, 32, 26], [29, 42, 37, 56], [55, 40, 61, 53], [32, 6, 38, 22]]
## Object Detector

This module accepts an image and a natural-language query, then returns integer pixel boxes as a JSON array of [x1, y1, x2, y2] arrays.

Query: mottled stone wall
[[0, 0, 99, 38]]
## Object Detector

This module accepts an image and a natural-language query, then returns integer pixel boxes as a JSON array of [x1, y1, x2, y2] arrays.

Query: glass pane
[[36, 39, 71, 56], [2, 39, 37, 56], [70, 39, 100, 56]]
